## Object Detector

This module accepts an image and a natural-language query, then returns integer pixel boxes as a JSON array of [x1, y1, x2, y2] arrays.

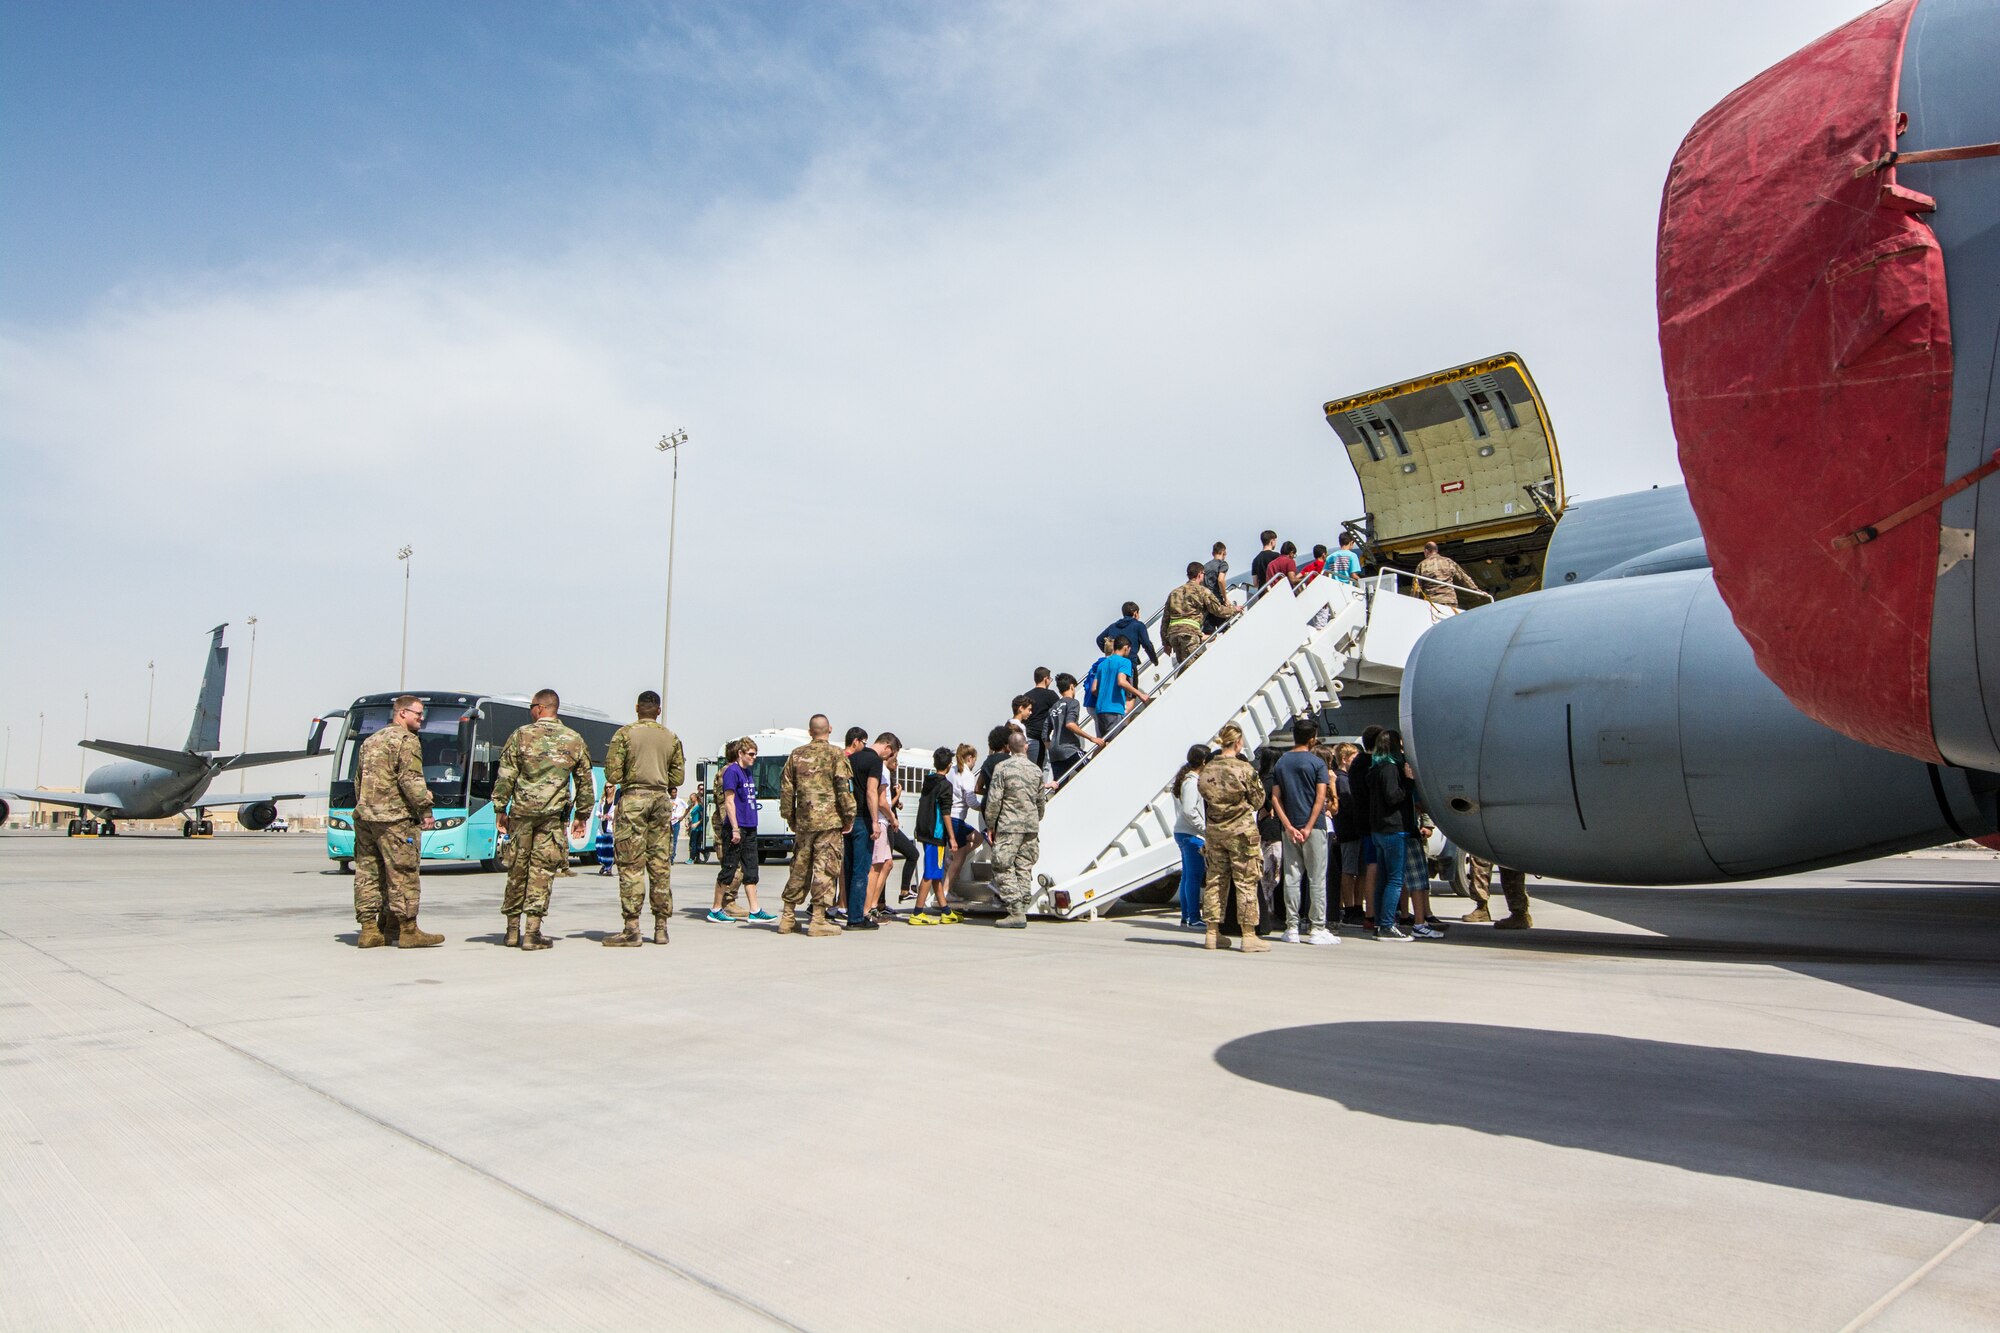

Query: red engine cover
[[1658, 0, 1952, 762]]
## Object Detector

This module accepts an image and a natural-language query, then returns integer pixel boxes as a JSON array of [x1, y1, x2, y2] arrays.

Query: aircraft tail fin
[[184, 624, 228, 753]]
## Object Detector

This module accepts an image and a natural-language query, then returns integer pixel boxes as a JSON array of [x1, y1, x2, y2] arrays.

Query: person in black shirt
[[1023, 668, 1061, 766], [1364, 729, 1419, 941], [1332, 741, 1365, 923], [843, 728, 883, 928], [1346, 726, 1381, 927], [1249, 529, 1279, 589]]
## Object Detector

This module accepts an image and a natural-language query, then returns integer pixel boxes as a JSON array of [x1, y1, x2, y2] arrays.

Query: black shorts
[[716, 828, 760, 884]]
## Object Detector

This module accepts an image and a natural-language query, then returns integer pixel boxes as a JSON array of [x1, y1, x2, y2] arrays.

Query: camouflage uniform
[[984, 754, 1047, 915], [1461, 854, 1534, 925], [1415, 553, 1477, 610], [1199, 754, 1264, 932], [778, 740, 857, 923], [493, 717, 596, 921], [1162, 580, 1233, 662], [353, 724, 432, 931], [605, 719, 685, 925]]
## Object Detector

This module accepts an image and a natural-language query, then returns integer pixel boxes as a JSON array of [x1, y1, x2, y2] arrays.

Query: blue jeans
[[1372, 832, 1407, 932], [844, 818, 873, 919], [1174, 833, 1207, 924]]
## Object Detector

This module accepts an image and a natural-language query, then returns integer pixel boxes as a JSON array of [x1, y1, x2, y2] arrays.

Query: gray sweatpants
[[1282, 830, 1329, 932]]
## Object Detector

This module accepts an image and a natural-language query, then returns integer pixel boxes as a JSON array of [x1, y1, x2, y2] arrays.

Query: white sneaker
[[1282, 927, 1301, 944], [1308, 928, 1340, 946]]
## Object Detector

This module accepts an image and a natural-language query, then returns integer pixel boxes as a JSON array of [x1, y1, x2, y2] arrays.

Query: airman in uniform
[[777, 714, 856, 937], [601, 689, 685, 948], [1458, 854, 1535, 929], [492, 688, 596, 951], [1415, 541, 1480, 621], [984, 733, 1047, 928], [352, 694, 443, 949], [1163, 560, 1238, 664], [1198, 723, 1269, 952]]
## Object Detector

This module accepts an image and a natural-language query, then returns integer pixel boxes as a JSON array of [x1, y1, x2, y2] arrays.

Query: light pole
[[655, 429, 688, 712], [78, 692, 89, 791], [239, 616, 258, 790], [397, 546, 413, 690], [146, 659, 156, 745]]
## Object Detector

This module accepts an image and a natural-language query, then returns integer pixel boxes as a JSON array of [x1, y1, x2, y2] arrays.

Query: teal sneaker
[[746, 909, 778, 922]]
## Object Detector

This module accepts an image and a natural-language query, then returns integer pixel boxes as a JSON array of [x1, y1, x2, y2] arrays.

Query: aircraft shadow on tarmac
[[1215, 1022, 2000, 1218]]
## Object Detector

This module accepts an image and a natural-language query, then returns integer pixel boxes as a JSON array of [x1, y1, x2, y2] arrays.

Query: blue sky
[[0, 0, 1868, 798]]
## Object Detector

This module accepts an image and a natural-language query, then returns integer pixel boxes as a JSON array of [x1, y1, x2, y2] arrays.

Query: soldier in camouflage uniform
[[1162, 561, 1238, 664], [492, 688, 596, 951], [600, 690, 685, 948], [777, 714, 856, 937], [1414, 541, 1479, 620], [352, 694, 443, 949], [984, 732, 1047, 928], [1198, 723, 1270, 952], [1456, 853, 1534, 929]]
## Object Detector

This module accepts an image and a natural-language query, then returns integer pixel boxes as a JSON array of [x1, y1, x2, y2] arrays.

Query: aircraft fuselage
[[85, 760, 219, 821]]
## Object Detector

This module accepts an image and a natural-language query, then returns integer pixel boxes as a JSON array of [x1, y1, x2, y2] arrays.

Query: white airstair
[[1025, 572, 1430, 919]]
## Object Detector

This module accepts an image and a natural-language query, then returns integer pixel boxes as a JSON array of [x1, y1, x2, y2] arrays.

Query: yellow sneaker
[[940, 911, 965, 925], [909, 913, 939, 926]]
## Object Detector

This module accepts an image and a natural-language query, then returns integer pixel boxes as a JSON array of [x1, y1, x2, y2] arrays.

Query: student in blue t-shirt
[[1089, 636, 1154, 739], [1328, 532, 1364, 585]]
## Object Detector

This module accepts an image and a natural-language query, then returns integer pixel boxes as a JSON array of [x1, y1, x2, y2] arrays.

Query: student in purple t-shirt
[[709, 738, 773, 922]]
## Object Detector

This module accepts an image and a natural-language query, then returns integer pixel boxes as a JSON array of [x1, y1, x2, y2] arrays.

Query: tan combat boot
[[602, 918, 641, 947], [806, 905, 842, 937], [652, 916, 670, 945], [379, 907, 401, 945], [1494, 913, 1534, 930], [503, 916, 521, 948], [776, 907, 799, 935], [520, 915, 552, 951], [1461, 905, 1492, 923], [357, 921, 387, 949], [1240, 927, 1271, 953], [1203, 925, 1221, 950], [396, 917, 444, 948]]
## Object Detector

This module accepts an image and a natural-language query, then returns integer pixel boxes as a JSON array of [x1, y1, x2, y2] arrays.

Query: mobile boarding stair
[[1027, 572, 1430, 919]]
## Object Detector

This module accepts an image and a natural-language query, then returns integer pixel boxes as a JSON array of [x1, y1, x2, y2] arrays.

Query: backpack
[[1082, 658, 1106, 710]]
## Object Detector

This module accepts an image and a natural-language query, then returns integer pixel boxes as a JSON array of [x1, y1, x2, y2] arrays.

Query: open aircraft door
[[1325, 352, 1566, 601]]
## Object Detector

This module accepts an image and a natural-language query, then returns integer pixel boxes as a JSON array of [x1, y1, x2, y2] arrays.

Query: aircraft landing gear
[[182, 819, 194, 838], [67, 818, 80, 837], [101, 820, 116, 837]]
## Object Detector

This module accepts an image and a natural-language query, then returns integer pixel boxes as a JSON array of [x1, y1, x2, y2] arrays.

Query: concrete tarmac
[[3, 834, 1999, 1331]]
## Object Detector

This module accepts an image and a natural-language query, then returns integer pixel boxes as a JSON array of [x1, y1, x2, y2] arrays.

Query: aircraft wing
[[0, 788, 126, 813], [191, 792, 309, 809]]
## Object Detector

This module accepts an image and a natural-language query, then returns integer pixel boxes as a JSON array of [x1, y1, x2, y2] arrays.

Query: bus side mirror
[[306, 710, 345, 756]]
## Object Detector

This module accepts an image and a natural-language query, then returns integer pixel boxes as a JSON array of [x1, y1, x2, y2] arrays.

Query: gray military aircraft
[[0, 624, 328, 837]]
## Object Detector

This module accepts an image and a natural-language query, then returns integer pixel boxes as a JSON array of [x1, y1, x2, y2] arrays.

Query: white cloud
[[0, 0, 1866, 787]]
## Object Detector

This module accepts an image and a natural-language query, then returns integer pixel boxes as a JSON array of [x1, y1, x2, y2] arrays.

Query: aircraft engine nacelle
[[1403, 570, 1999, 884], [238, 801, 278, 832]]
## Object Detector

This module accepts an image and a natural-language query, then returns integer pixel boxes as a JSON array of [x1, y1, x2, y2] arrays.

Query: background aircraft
[[1392, 0, 2000, 883], [0, 624, 328, 837]]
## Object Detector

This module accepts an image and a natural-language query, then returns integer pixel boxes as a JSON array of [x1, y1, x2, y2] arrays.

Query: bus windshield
[[329, 703, 472, 810]]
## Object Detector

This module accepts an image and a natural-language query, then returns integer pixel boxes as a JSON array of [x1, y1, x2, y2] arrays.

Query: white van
[[693, 727, 937, 864]]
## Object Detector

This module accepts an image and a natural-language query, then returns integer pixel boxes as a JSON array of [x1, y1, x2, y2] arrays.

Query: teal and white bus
[[323, 691, 619, 872]]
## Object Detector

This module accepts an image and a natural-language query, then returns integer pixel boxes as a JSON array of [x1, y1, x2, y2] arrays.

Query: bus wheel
[[336, 859, 352, 874], [479, 857, 500, 873]]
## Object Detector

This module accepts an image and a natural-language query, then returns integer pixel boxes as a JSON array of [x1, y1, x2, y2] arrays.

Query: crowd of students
[[692, 525, 1496, 935]]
